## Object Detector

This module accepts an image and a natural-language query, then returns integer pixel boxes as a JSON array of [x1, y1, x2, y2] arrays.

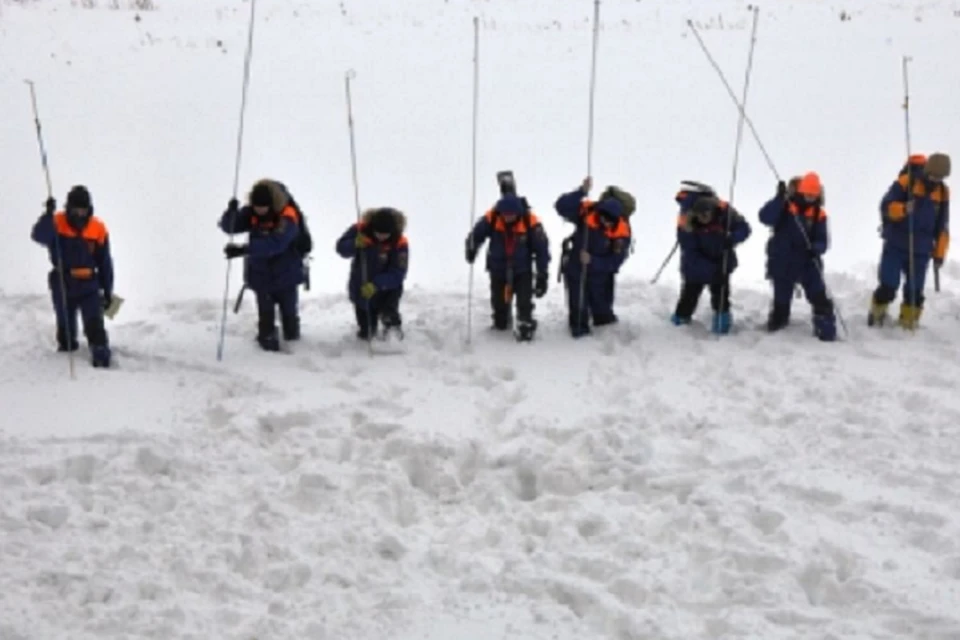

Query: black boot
[[766, 303, 790, 332], [515, 318, 537, 341], [381, 309, 404, 339], [355, 306, 378, 340], [257, 319, 280, 351], [281, 315, 300, 341]]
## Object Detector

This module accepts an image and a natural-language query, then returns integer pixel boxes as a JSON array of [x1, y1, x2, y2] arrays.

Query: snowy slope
[[4, 275, 960, 640], [2, 0, 960, 639]]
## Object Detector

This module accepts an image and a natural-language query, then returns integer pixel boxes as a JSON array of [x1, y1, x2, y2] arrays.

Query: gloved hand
[[360, 282, 377, 299], [228, 197, 239, 213], [355, 233, 372, 249], [534, 272, 548, 298], [44, 197, 56, 216], [776, 180, 786, 198], [224, 243, 248, 259], [465, 239, 477, 264], [102, 292, 112, 311], [934, 257, 944, 269]]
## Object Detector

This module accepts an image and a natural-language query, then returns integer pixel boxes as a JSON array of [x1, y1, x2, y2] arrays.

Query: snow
[[2, 0, 960, 638]]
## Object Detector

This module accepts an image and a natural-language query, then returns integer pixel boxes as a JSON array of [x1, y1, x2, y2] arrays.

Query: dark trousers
[[355, 289, 402, 338], [52, 289, 107, 351], [565, 273, 617, 335], [873, 245, 931, 308], [256, 286, 299, 344], [674, 278, 730, 318], [490, 272, 534, 330]]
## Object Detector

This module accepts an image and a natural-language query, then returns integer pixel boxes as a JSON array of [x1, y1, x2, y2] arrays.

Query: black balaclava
[[65, 185, 92, 230]]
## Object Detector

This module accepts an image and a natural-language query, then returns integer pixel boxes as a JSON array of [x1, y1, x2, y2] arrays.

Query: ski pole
[[466, 16, 480, 346], [216, 0, 257, 362], [26, 79, 75, 380], [716, 6, 759, 336], [578, 0, 601, 336], [345, 69, 372, 356], [902, 55, 917, 329], [689, 19, 849, 339]]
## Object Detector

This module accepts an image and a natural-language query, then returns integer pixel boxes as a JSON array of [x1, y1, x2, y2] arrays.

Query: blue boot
[[712, 311, 732, 335], [813, 314, 837, 342], [670, 313, 691, 326]]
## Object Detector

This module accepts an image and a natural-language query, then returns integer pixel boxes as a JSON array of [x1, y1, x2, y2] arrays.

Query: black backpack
[[276, 181, 312, 256]]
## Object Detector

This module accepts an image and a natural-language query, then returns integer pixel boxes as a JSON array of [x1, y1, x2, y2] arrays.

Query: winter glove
[[228, 197, 239, 213], [102, 292, 112, 311], [44, 197, 56, 216], [534, 272, 548, 298], [360, 282, 377, 299], [465, 238, 477, 264], [224, 243, 248, 259], [776, 180, 786, 198], [355, 233, 372, 249]]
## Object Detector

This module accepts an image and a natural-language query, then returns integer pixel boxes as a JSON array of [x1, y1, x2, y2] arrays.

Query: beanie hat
[[925, 153, 951, 179], [369, 208, 398, 235], [495, 194, 524, 215], [596, 197, 623, 219], [66, 185, 92, 209], [796, 172, 823, 197], [250, 183, 273, 208]]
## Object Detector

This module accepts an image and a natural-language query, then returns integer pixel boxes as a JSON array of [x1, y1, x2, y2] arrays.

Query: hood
[[248, 178, 291, 212], [361, 207, 408, 234]]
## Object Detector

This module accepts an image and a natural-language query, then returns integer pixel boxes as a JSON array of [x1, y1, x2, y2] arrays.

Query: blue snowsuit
[[758, 191, 837, 341], [335, 208, 409, 338], [219, 179, 305, 349], [873, 155, 950, 313], [555, 187, 631, 337], [31, 206, 113, 366], [465, 194, 551, 331], [672, 190, 751, 333]]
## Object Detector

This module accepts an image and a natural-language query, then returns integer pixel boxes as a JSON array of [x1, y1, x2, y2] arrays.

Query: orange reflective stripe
[[887, 201, 907, 221], [280, 205, 299, 223], [485, 208, 536, 233], [53, 213, 107, 244], [787, 202, 827, 222], [396, 235, 409, 248], [934, 231, 950, 260], [69, 267, 94, 279]]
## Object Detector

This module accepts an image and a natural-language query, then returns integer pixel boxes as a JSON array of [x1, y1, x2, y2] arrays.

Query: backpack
[[271, 182, 312, 256], [599, 185, 636, 219]]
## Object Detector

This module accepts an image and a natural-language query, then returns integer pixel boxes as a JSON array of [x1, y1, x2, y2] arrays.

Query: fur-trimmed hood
[[361, 207, 407, 235], [248, 178, 291, 212]]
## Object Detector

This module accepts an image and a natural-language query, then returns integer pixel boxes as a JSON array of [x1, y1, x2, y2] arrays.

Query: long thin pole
[[902, 55, 917, 329], [345, 69, 372, 356], [216, 0, 257, 362], [578, 0, 601, 335], [26, 79, 74, 379], [466, 17, 480, 346], [716, 6, 759, 335]]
